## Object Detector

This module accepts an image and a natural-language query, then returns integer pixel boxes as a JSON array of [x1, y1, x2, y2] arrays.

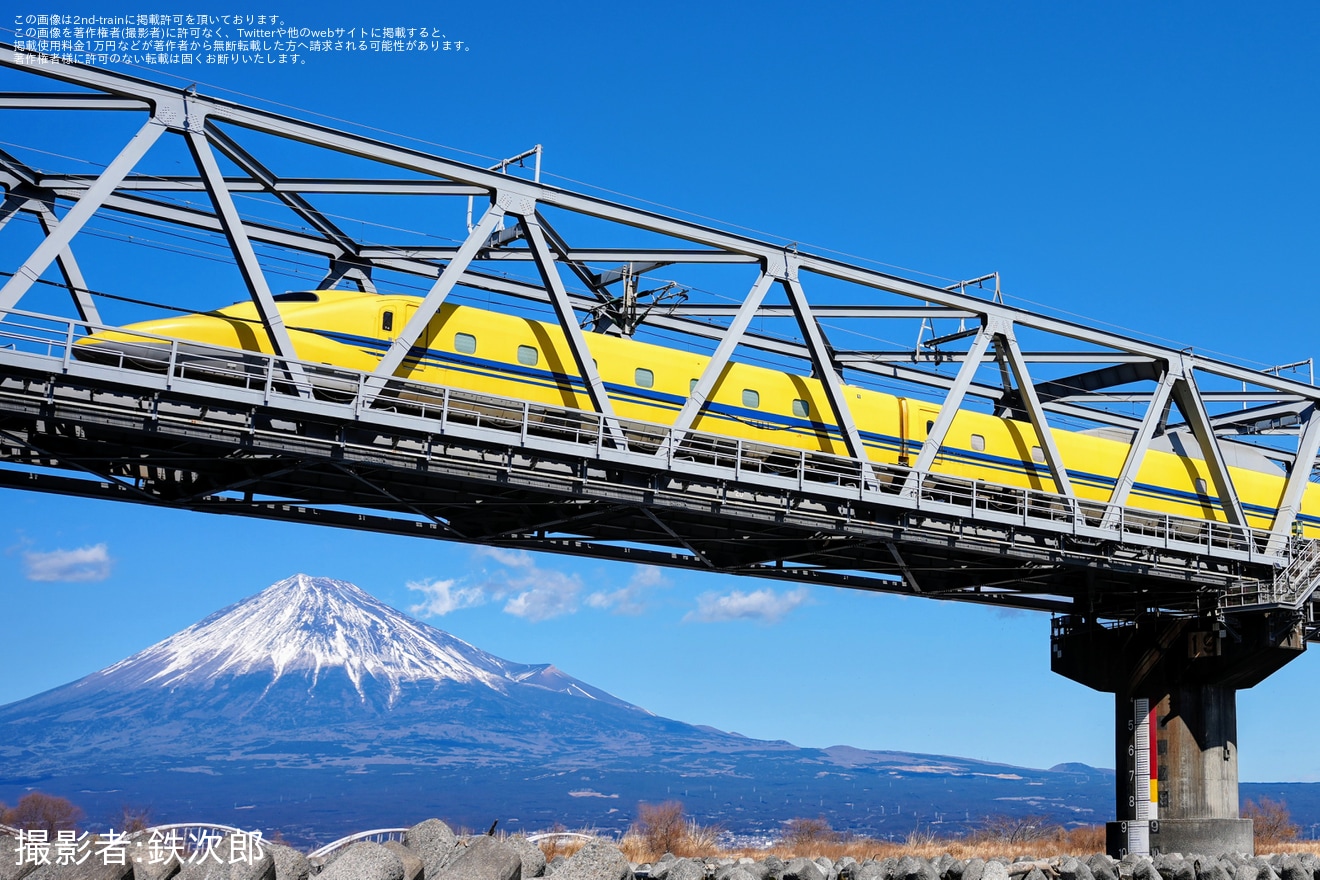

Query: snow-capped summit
[[98, 574, 513, 695], [25, 577, 633, 717], [66, 573, 637, 710]]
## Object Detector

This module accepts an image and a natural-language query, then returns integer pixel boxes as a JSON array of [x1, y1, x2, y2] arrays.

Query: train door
[[378, 304, 420, 340], [897, 398, 911, 466], [916, 406, 944, 467]]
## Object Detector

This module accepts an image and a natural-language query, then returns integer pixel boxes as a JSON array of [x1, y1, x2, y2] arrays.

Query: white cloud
[[684, 586, 811, 623], [586, 565, 667, 616], [406, 578, 487, 617], [503, 566, 582, 621], [470, 547, 583, 621], [473, 546, 536, 570], [23, 543, 113, 582]]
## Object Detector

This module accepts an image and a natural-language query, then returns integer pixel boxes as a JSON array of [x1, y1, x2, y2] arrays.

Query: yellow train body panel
[[80, 289, 1320, 538]]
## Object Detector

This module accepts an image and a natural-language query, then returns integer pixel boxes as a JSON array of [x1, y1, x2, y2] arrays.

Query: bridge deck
[[1, 308, 1314, 632]]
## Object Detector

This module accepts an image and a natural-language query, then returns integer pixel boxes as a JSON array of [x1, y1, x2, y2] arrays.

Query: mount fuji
[[0, 574, 1118, 845], [0, 574, 764, 772]]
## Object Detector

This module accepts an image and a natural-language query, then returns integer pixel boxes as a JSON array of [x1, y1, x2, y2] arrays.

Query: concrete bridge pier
[[1051, 612, 1306, 856]]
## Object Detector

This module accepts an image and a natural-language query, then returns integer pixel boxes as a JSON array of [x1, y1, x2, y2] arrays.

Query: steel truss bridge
[[1, 45, 1318, 638]]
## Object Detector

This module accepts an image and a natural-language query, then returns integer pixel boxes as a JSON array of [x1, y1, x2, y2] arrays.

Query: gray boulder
[[648, 860, 676, 880], [406, 820, 462, 876], [316, 842, 404, 880], [942, 861, 966, 880], [1155, 856, 1195, 880], [981, 864, 1011, 880], [717, 867, 758, 880], [894, 859, 939, 880], [1194, 859, 1231, 880], [784, 860, 826, 880], [549, 841, 631, 880], [131, 850, 181, 880], [436, 836, 521, 880], [721, 870, 759, 880], [1060, 858, 1096, 880], [260, 842, 309, 880], [1088, 857, 1118, 880], [26, 858, 134, 879], [173, 834, 275, 880], [504, 837, 548, 880], [675, 861, 698, 878], [382, 842, 423, 880], [1277, 859, 1311, 880], [0, 836, 35, 880], [851, 865, 885, 880]]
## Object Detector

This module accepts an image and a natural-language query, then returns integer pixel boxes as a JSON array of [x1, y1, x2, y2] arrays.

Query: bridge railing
[[0, 308, 1287, 585], [306, 827, 408, 860]]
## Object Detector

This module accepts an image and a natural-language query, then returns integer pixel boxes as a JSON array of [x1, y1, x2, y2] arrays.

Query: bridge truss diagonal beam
[[185, 127, 311, 394], [204, 122, 361, 259], [665, 270, 775, 449], [1100, 363, 1176, 530], [0, 116, 164, 311], [1267, 403, 1320, 551], [903, 326, 996, 495], [366, 201, 506, 392], [780, 262, 876, 484], [517, 206, 629, 449], [1171, 364, 1248, 528], [0, 180, 100, 323]]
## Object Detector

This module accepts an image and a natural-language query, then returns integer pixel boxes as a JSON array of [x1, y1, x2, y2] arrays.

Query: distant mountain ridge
[[0, 574, 1121, 845]]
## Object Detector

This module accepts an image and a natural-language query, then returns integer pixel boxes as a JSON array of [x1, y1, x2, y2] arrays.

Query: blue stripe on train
[[296, 325, 1289, 524]]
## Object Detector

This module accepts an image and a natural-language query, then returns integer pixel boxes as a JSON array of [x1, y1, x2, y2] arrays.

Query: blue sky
[[2, 0, 1319, 787]]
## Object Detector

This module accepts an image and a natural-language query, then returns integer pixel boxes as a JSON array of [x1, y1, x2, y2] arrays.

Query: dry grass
[[720, 825, 1108, 863], [552, 823, 1112, 865], [543, 816, 1320, 864]]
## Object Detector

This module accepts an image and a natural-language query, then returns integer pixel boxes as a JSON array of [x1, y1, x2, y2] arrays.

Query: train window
[[743, 389, 760, 409], [1031, 446, 1045, 464], [690, 379, 699, 393], [381, 310, 394, 333], [970, 434, 985, 452], [517, 345, 538, 366], [926, 420, 935, 435], [274, 291, 320, 303], [792, 399, 810, 418], [1195, 478, 1209, 495], [635, 368, 654, 388], [454, 332, 477, 354]]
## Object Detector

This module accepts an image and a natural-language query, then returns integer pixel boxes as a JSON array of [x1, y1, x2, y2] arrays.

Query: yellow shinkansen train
[[80, 288, 1319, 537]]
